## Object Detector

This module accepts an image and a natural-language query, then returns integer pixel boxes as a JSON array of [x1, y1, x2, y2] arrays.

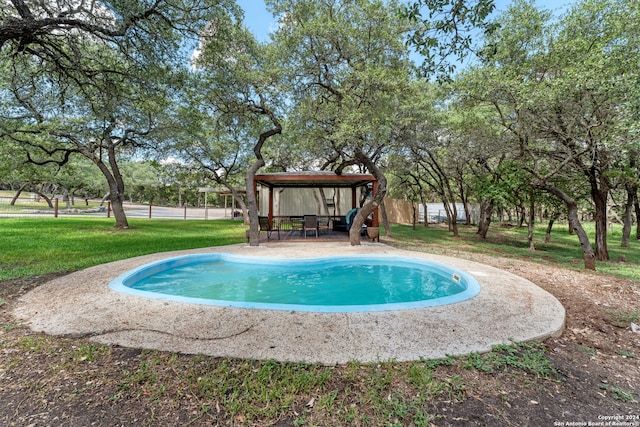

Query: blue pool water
[[109, 253, 480, 312]]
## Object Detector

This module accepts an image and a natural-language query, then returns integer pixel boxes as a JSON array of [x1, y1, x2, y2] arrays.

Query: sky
[[236, 0, 580, 44]]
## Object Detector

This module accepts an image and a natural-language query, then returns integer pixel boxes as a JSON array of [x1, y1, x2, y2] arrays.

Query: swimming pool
[[109, 253, 480, 312]]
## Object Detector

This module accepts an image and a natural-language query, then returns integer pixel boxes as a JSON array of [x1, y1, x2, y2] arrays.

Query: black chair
[[258, 216, 280, 240], [332, 216, 348, 232], [303, 215, 318, 238]]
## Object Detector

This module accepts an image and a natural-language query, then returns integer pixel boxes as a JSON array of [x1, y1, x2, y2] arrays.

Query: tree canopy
[[1, 0, 638, 264]]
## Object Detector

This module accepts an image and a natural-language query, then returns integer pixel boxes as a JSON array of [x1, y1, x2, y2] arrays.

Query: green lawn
[[1, 217, 637, 425], [0, 217, 246, 281], [387, 221, 640, 282], [1, 216, 638, 282], [0, 190, 103, 214]]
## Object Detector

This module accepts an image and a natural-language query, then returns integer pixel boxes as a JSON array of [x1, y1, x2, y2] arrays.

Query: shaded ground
[[1, 250, 639, 426]]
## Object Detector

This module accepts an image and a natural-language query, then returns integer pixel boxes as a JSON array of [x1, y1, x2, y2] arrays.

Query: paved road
[[123, 206, 236, 220], [0, 204, 243, 220]]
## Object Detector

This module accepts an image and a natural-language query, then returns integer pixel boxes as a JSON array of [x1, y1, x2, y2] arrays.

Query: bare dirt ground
[[1, 251, 639, 426], [430, 251, 640, 426]]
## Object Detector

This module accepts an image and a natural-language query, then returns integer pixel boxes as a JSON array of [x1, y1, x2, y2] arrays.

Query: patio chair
[[346, 208, 358, 231], [303, 215, 318, 238], [318, 215, 331, 234], [259, 216, 280, 240]]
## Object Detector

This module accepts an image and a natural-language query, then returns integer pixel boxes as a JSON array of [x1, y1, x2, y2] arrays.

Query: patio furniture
[[259, 216, 280, 240], [303, 215, 318, 238], [332, 216, 348, 232], [346, 208, 368, 236], [318, 215, 331, 234], [290, 216, 303, 233], [346, 208, 359, 231]]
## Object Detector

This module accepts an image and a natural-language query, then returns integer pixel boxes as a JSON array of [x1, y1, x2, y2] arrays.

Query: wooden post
[[268, 187, 274, 227], [253, 180, 258, 217], [184, 204, 187, 220], [54, 198, 59, 218], [149, 204, 152, 218], [107, 201, 111, 218]]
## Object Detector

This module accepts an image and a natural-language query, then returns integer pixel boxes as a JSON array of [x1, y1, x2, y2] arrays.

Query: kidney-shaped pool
[[109, 253, 481, 312]]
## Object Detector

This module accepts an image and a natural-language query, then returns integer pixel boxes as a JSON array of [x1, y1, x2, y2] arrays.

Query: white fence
[[0, 197, 240, 220]]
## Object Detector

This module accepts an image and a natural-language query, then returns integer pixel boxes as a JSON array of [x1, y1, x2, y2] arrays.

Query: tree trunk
[[621, 181, 636, 248], [429, 152, 458, 237], [545, 212, 560, 243], [476, 197, 493, 239], [527, 187, 535, 251], [231, 189, 248, 223], [350, 149, 386, 246], [62, 187, 70, 209], [81, 143, 129, 229], [380, 198, 392, 238], [107, 180, 128, 229], [412, 203, 417, 230], [107, 146, 129, 229], [246, 160, 264, 246], [448, 202, 459, 237], [34, 191, 54, 208], [458, 177, 471, 226], [592, 187, 609, 260], [537, 183, 596, 270], [246, 111, 282, 246], [568, 202, 596, 270], [422, 201, 428, 227], [100, 192, 110, 205], [518, 201, 526, 227], [441, 200, 454, 230], [586, 169, 610, 261], [109, 193, 128, 227], [635, 195, 640, 240], [10, 183, 27, 205], [463, 201, 471, 226]]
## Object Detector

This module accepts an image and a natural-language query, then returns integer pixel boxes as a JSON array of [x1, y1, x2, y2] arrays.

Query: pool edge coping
[[13, 242, 566, 365], [108, 252, 481, 313]]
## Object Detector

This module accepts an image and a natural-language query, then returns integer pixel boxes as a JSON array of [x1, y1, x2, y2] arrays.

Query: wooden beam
[[351, 186, 357, 209], [268, 187, 274, 227], [254, 172, 376, 188]]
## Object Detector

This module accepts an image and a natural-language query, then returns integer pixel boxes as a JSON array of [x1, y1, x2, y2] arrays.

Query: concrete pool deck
[[14, 242, 565, 365]]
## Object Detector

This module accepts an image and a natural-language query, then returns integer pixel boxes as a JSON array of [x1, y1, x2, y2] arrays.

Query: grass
[[1, 216, 638, 424], [4, 337, 559, 426], [0, 217, 246, 281], [600, 383, 637, 402], [387, 222, 640, 282], [608, 309, 640, 328], [2, 217, 638, 282], [0, 190, 103, 213]]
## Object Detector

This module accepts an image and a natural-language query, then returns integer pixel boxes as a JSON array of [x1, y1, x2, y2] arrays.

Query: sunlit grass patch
[[0, 217, 245, 281]]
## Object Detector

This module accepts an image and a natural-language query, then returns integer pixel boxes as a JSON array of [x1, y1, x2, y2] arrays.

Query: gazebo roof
[[254, 171, 376, 189]]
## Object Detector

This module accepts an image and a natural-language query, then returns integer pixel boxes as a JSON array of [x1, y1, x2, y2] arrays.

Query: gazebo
[[199, 186, 246, 219], [253, 171, 379, 229]]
